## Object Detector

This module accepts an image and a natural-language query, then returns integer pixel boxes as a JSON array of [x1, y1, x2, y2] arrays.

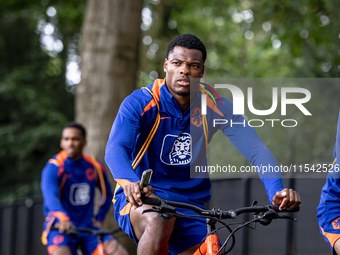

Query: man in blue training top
[[105, 34, 301, 255], [41, 122, 127, 255], [317, 110, 340, 254]]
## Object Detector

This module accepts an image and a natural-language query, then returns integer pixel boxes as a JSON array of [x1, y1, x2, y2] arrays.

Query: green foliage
[[0, 0, 84, 201], [1, 0, 339, 200], [140, 0, 339, 81], [141, 0, 339, 177]]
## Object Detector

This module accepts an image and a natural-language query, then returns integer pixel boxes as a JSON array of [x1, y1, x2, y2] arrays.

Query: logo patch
[[53, 235, 64, 245], [86, 168, 95, 181], [332, 217, 340, 229], [69, 183, 90, 205], [160, 133, 192, 165], [191, 108, 202, 127]]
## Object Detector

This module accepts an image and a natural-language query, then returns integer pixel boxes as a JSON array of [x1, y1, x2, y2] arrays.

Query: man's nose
[[66, 139, 73, 146], [180, 64, 189, 75]]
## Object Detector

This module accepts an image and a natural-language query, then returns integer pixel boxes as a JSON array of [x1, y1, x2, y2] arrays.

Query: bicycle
[[141, 196, 300, 255], [50, 225, 127, 255]]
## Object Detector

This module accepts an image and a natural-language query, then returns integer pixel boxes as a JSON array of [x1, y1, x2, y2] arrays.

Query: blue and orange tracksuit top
[[317, 110, 340, 238], [105, 78, 284, 209], [41, 150, 113, 227]]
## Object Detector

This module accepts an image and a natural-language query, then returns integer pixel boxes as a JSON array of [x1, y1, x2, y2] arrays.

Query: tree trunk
[[76, 0, 143, 253]]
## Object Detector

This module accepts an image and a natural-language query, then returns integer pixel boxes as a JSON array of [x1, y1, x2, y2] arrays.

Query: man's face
[[60, 127, 86, 159], [163, 46, 204, 98]]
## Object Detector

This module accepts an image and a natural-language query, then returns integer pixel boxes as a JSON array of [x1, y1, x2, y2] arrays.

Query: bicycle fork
[[193, 219, 220, 255]]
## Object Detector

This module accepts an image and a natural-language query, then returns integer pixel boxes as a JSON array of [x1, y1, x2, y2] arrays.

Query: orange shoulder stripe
[[49, 150, 68, 169], [56, 150, 68, 162], [83, 154, 107, 206], [57, 168, 64, 177], [141, 78, 165, 116], [48, 151, 68, 177], [48, 159, 61, 167], [83, 153, 92, 163], [83, 154, 106, 173], [48, 159, 64, 177]]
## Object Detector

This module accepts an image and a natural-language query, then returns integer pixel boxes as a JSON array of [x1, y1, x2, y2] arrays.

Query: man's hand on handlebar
[[124, 181, 154, 209], [272, 188, 301, 210], [92, 220, 103, 229], [55, 221, 75, 233]]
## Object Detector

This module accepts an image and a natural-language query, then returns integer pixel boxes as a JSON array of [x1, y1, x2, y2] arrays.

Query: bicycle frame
[[194, 233, 219, 254], [92, 238, 105, 255]]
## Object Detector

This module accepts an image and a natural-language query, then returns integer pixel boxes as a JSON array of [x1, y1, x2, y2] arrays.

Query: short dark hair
[[166, 34, 207, 63], [63, 122, 86, 138]]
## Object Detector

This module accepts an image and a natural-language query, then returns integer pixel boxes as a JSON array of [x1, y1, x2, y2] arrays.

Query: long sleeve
[[317, 110, 340, 222], [41, 162, 70, 222], [95, 162, 114, 223]]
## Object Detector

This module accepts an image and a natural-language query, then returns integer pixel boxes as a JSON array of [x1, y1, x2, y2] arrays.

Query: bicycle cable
[[167, 212, 236, 255], [218, 216, 266, 254]]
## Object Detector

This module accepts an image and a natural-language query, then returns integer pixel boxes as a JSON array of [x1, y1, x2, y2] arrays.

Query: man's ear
[[163, 58, 168, 73], [201, 64, 205, 77]]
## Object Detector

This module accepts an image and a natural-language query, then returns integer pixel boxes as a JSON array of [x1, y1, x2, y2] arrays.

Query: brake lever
[[255, 210, 277, 226], [142, 204, 178, 220], [255, 209, 297, 226]]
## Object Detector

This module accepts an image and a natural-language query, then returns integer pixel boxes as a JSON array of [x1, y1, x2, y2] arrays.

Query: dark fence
[[0, 178, 331, 255], [0, 198, 45, 255]]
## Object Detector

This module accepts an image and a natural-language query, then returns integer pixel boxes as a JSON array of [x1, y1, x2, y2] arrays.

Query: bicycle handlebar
[[141, 196, 299, 254], [142, 196, 299, 219], [50, 226, 122, 237]]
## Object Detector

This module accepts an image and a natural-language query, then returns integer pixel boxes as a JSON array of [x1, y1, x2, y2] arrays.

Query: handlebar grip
[[142, 196, 162, 206], [270, 205, 300, 213], [49, 226, 78, 236]]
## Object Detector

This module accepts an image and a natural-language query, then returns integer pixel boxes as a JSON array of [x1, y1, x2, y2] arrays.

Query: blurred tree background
[[0, 0, 84, 201], [0, 0, 339, 202]]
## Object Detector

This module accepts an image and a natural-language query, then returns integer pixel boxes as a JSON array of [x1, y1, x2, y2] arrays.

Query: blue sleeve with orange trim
[[317, 110, 340, 221], [105, 90, 150, 187], [106, 80, 284, 204], [316, 110, 340, 250], [95, 160, 114, 223], [41, 161, 70, 222]]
